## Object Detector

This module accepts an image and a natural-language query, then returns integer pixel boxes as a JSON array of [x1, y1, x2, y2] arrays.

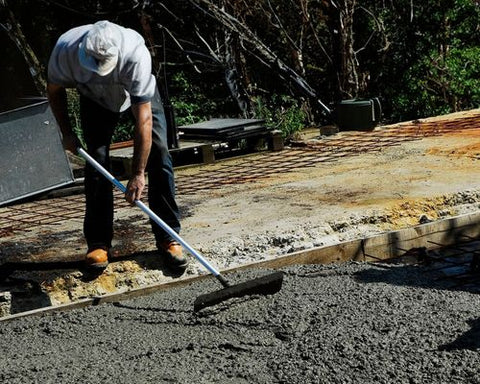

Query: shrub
[[253, 94, 307, 140], [67, 89, 135, 144]]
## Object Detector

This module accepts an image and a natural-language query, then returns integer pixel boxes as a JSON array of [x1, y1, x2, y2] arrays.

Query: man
[[47, 20, 188, 270]]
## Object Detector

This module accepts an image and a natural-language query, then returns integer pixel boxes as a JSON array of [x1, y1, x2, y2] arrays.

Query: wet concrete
[[1, 262, 480, 383]]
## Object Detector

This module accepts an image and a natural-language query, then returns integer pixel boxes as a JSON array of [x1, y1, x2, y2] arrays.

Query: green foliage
[[443, 47, 480, 110], [66, 89, 134, 144], [253, 95, 306, 140], [170, 72, 218, 127], [389, 26, 480, 120], [365, 0, 480, 122], [114, 114, 135, 143], [66, 89, 84, 146]]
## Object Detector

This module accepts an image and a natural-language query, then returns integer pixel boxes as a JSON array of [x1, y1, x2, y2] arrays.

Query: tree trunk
[[0, 1, 46, 95], [224, 31, 251, 117], [326, 0, 359, 100], [138, 10, 179, 148]]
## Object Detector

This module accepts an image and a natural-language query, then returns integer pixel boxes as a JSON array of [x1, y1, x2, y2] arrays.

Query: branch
[[0, 4, 46, 94], [357, 5, 390, 53], [155, 23, 202, 74], [194, 24, 221, 63], [265, 0, 300, 51], [187, 0, 327, 112]]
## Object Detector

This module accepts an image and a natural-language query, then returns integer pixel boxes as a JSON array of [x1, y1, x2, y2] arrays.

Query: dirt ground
[[3, 109, 480, 307]]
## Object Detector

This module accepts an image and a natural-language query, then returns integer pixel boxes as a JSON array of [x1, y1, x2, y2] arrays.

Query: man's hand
[[125, 172, 146, 204], [62, 132, 81, 154]]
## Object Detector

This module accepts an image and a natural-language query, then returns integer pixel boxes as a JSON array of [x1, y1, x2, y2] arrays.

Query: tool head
[[193, 271, 284, 312]]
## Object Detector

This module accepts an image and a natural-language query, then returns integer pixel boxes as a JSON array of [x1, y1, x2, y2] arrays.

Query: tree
[[6, 0, 480, 131], [0, 0, 46, 95], [363, 0, 480, 121]]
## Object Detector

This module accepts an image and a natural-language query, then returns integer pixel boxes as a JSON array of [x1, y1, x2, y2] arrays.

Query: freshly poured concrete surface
[[1, 263, 480, 383]]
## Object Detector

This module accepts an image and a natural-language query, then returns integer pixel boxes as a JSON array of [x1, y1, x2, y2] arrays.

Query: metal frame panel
[[0, 101, 74, 206]]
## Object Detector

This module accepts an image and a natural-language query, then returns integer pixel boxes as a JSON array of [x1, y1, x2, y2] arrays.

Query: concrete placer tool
[[78, 148, 284, 311]]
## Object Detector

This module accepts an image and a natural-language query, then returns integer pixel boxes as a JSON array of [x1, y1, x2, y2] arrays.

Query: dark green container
[[335, 97, 382, 131]]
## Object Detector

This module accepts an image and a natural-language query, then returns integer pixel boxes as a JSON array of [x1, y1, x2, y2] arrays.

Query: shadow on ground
[[438, 318, 480, 351], [354, 262, 480, 351]]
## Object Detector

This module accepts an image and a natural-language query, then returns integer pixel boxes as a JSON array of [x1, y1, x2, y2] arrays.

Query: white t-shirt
[[48, 24, 156, 112]]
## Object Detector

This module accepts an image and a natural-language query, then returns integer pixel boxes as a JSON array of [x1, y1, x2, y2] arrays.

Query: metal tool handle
[[78, 148, 225, 280]]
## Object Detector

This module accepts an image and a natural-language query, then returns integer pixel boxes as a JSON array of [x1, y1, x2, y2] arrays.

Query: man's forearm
[[131, 102, 153, 175], [125, 102, 152, 203], [132, 131, 151, 176]]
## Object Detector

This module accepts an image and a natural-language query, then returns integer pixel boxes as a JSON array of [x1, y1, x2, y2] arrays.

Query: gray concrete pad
[[1, 262, 480, 383]]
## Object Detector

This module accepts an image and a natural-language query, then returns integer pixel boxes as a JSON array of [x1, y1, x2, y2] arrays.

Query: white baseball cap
[[78, 20, 120, 76]]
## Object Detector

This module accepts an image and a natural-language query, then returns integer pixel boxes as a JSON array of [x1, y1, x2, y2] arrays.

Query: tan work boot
[[158, 240, 188, 269], [85, 248, 109, 269]]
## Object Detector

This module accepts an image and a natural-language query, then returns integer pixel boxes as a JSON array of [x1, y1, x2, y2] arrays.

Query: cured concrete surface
[[1, 262, 480, 383]]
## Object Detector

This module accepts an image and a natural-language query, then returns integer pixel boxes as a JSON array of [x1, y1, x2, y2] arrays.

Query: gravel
[[1, 261, 480, 383]]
